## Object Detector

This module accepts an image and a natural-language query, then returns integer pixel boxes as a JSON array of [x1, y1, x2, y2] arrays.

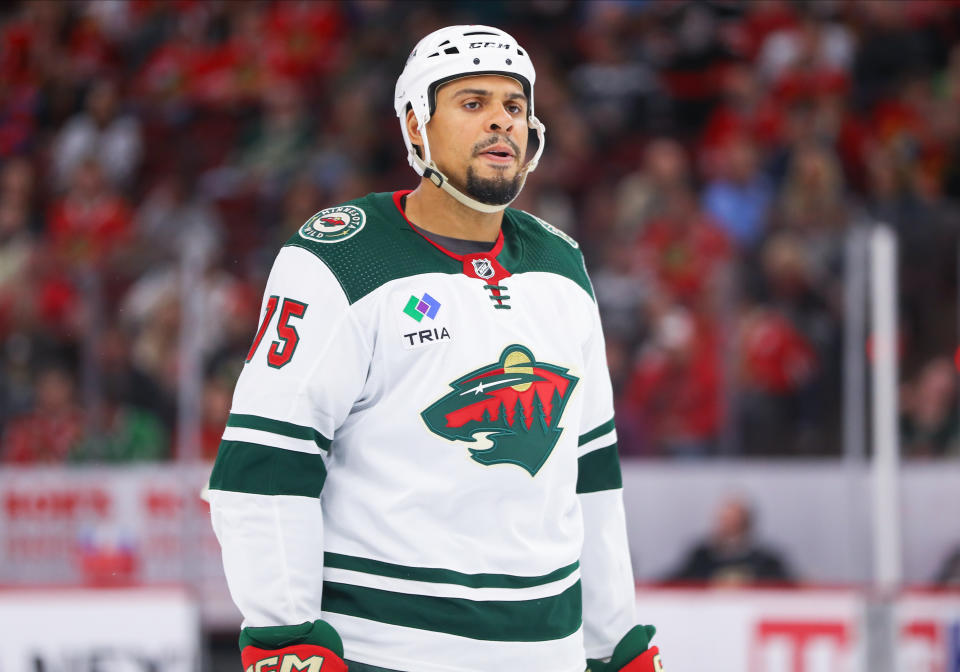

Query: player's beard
[[463, 166, 523, 206], [458, 135, 525, 206]]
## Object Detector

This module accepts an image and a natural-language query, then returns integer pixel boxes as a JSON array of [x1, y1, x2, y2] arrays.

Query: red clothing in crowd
[[2, 410, 85, 463], [635, 212, 731, 302], [701, 98, 785, 156], [626, 324, 723, 449], [47, 193, 132, 265], [263, 1, 345, 81], [740, 311, 817, 394]]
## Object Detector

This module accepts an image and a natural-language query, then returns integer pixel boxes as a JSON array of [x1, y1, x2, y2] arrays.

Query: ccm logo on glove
[[242, 645, 345, 672]]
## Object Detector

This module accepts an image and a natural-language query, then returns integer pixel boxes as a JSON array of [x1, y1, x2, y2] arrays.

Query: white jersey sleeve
[[576, 285, 637, 658], [208, 245, 370, 628]]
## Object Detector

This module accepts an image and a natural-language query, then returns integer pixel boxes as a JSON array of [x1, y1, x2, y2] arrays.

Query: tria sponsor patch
[[421, 345, 579, 476], [403, 293, 441, 322], [397, 290, 451, 350]]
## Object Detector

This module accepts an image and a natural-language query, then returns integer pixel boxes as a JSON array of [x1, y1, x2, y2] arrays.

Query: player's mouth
[[478, 144, 517, 165]]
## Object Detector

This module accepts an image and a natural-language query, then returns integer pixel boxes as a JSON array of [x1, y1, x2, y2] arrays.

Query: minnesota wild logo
[[421, 345, 579, 476], [298, 205, 365, 244]]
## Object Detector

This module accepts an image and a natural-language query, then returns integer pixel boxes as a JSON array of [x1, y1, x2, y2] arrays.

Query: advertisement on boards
[[0, 588, 200, 672]]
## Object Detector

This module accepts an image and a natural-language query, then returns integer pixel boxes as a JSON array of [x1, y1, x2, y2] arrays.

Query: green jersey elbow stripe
[[575, 442, 622, 494], [209, 440, 327, 497], [227, 413, 332, 451], [324, 552, 579, 590], [577, 418, 615, 447], [321, 579, 582, 642]]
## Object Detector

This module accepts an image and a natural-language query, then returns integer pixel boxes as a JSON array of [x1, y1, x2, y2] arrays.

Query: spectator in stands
[[633, 182, 731, 307], [700, 62, 785, 169], [71, 384, 169, 463], [0, 165, 37, 333], [121, 255, 247, 366], [591, 235, 652, 345], [900, 357, 959, 457], [52, 78, 142, 192], [46, 157, 133, 270], [568, 2, 658, 145], [2, 361, 85, 463], [134, 169, 223, 268], [941, 44, 960, 199], [852, 1, 937, 113], [198, 369, 233, 461], [624, 305, 722, 457], [202, 77, 313, 202], [0, 157, 38, 228], [776, 142, 847, 242], [615, 138, 691, 236], [97, 321, 172, 427], [934, 545, 960, 586], [122, 288, 179, 418], [665, 495, 793, 585], [756, 9, 853, 91], [276, 174, 323, 244], [737, 303, 820, 455], [703, 134, 774, 249]]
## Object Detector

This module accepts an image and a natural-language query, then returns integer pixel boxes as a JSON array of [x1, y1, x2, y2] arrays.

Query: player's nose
[[486, 105, 515, 133]]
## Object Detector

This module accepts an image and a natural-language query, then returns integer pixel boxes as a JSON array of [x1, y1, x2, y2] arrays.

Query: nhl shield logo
[[421, 345, 579, 476], [471, 258, 495, 279], [299, 205, 366, 244]]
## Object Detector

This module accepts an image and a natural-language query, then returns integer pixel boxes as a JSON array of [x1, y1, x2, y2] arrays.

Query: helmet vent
[[463, 30, 498, 36], [426, 52, 439, 58], [438, 40, 450, 46], [517, 49, 525, 56], [443, 47, 460, 54]]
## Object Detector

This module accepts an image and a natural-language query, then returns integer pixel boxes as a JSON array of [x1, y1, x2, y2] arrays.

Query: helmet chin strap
[[402, 116, 545, 215]]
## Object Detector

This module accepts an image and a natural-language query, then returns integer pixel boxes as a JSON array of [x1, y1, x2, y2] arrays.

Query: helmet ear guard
[[394, 26, 546, 213]]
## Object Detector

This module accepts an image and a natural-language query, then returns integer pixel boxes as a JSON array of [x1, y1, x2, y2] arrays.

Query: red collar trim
[[391, 190, 504, 262]]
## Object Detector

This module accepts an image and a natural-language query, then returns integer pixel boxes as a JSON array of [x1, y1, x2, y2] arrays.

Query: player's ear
[[405, 108, 424, 160]]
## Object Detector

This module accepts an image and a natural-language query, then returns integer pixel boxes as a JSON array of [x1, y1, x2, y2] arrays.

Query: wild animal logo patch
[[298, 205, 366, 243], [421, 345, 579, 476]]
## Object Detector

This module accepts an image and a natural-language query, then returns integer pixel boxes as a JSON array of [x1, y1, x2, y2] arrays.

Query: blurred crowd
[[1, 0, 960, 463]]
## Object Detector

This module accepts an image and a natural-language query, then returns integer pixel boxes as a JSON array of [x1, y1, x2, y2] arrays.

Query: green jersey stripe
[[324, 552, 579, 590], [227, 413, 332, 451], [576, 442, 622, 494], [321, 579, 582, 642], [209, 440, 327, 497], [577, 417, 615, 446]]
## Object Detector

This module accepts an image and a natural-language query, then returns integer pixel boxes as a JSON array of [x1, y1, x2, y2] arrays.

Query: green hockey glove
[[240, 619, 348, 672], [586, 624, 663, 672]]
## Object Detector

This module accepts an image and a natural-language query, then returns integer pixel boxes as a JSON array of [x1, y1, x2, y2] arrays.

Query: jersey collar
[[391, 190, 505, 263]]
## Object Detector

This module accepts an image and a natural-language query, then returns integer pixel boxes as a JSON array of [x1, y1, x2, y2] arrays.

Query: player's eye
[[463, 101, 481, 110], [507, 103, 524, 115]]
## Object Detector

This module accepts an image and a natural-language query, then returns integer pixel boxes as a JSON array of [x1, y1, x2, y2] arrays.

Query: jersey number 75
[[246, 296, 308, 368]]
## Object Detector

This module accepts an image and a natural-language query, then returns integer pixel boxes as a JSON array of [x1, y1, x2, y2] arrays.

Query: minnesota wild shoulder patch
[[421, 345, 579, 476], [299, 205, 366, 244]]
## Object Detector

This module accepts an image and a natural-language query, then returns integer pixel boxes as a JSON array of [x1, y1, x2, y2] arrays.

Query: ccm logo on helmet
[[469, 42, 511, 49]]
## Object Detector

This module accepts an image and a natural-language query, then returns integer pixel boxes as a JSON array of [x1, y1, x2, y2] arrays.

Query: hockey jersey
[[208, 191, 636, 672]]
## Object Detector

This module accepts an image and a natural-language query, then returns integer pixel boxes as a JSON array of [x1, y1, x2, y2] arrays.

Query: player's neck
[[404, 180, 503, 243]]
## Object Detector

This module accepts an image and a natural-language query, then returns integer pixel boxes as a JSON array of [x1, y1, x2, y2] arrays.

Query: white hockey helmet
[[394, 25, 546, 213]]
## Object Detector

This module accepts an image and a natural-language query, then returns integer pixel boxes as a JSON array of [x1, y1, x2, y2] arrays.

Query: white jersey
[[209, 191, 636, 671]]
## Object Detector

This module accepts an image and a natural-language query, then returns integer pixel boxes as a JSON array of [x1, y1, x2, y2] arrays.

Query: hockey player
[[209, 25, 664, 672]]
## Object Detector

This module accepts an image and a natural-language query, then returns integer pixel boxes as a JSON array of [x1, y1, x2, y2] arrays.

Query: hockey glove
[[586, 624, 663, 672], [240, 619, 348, 672]]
